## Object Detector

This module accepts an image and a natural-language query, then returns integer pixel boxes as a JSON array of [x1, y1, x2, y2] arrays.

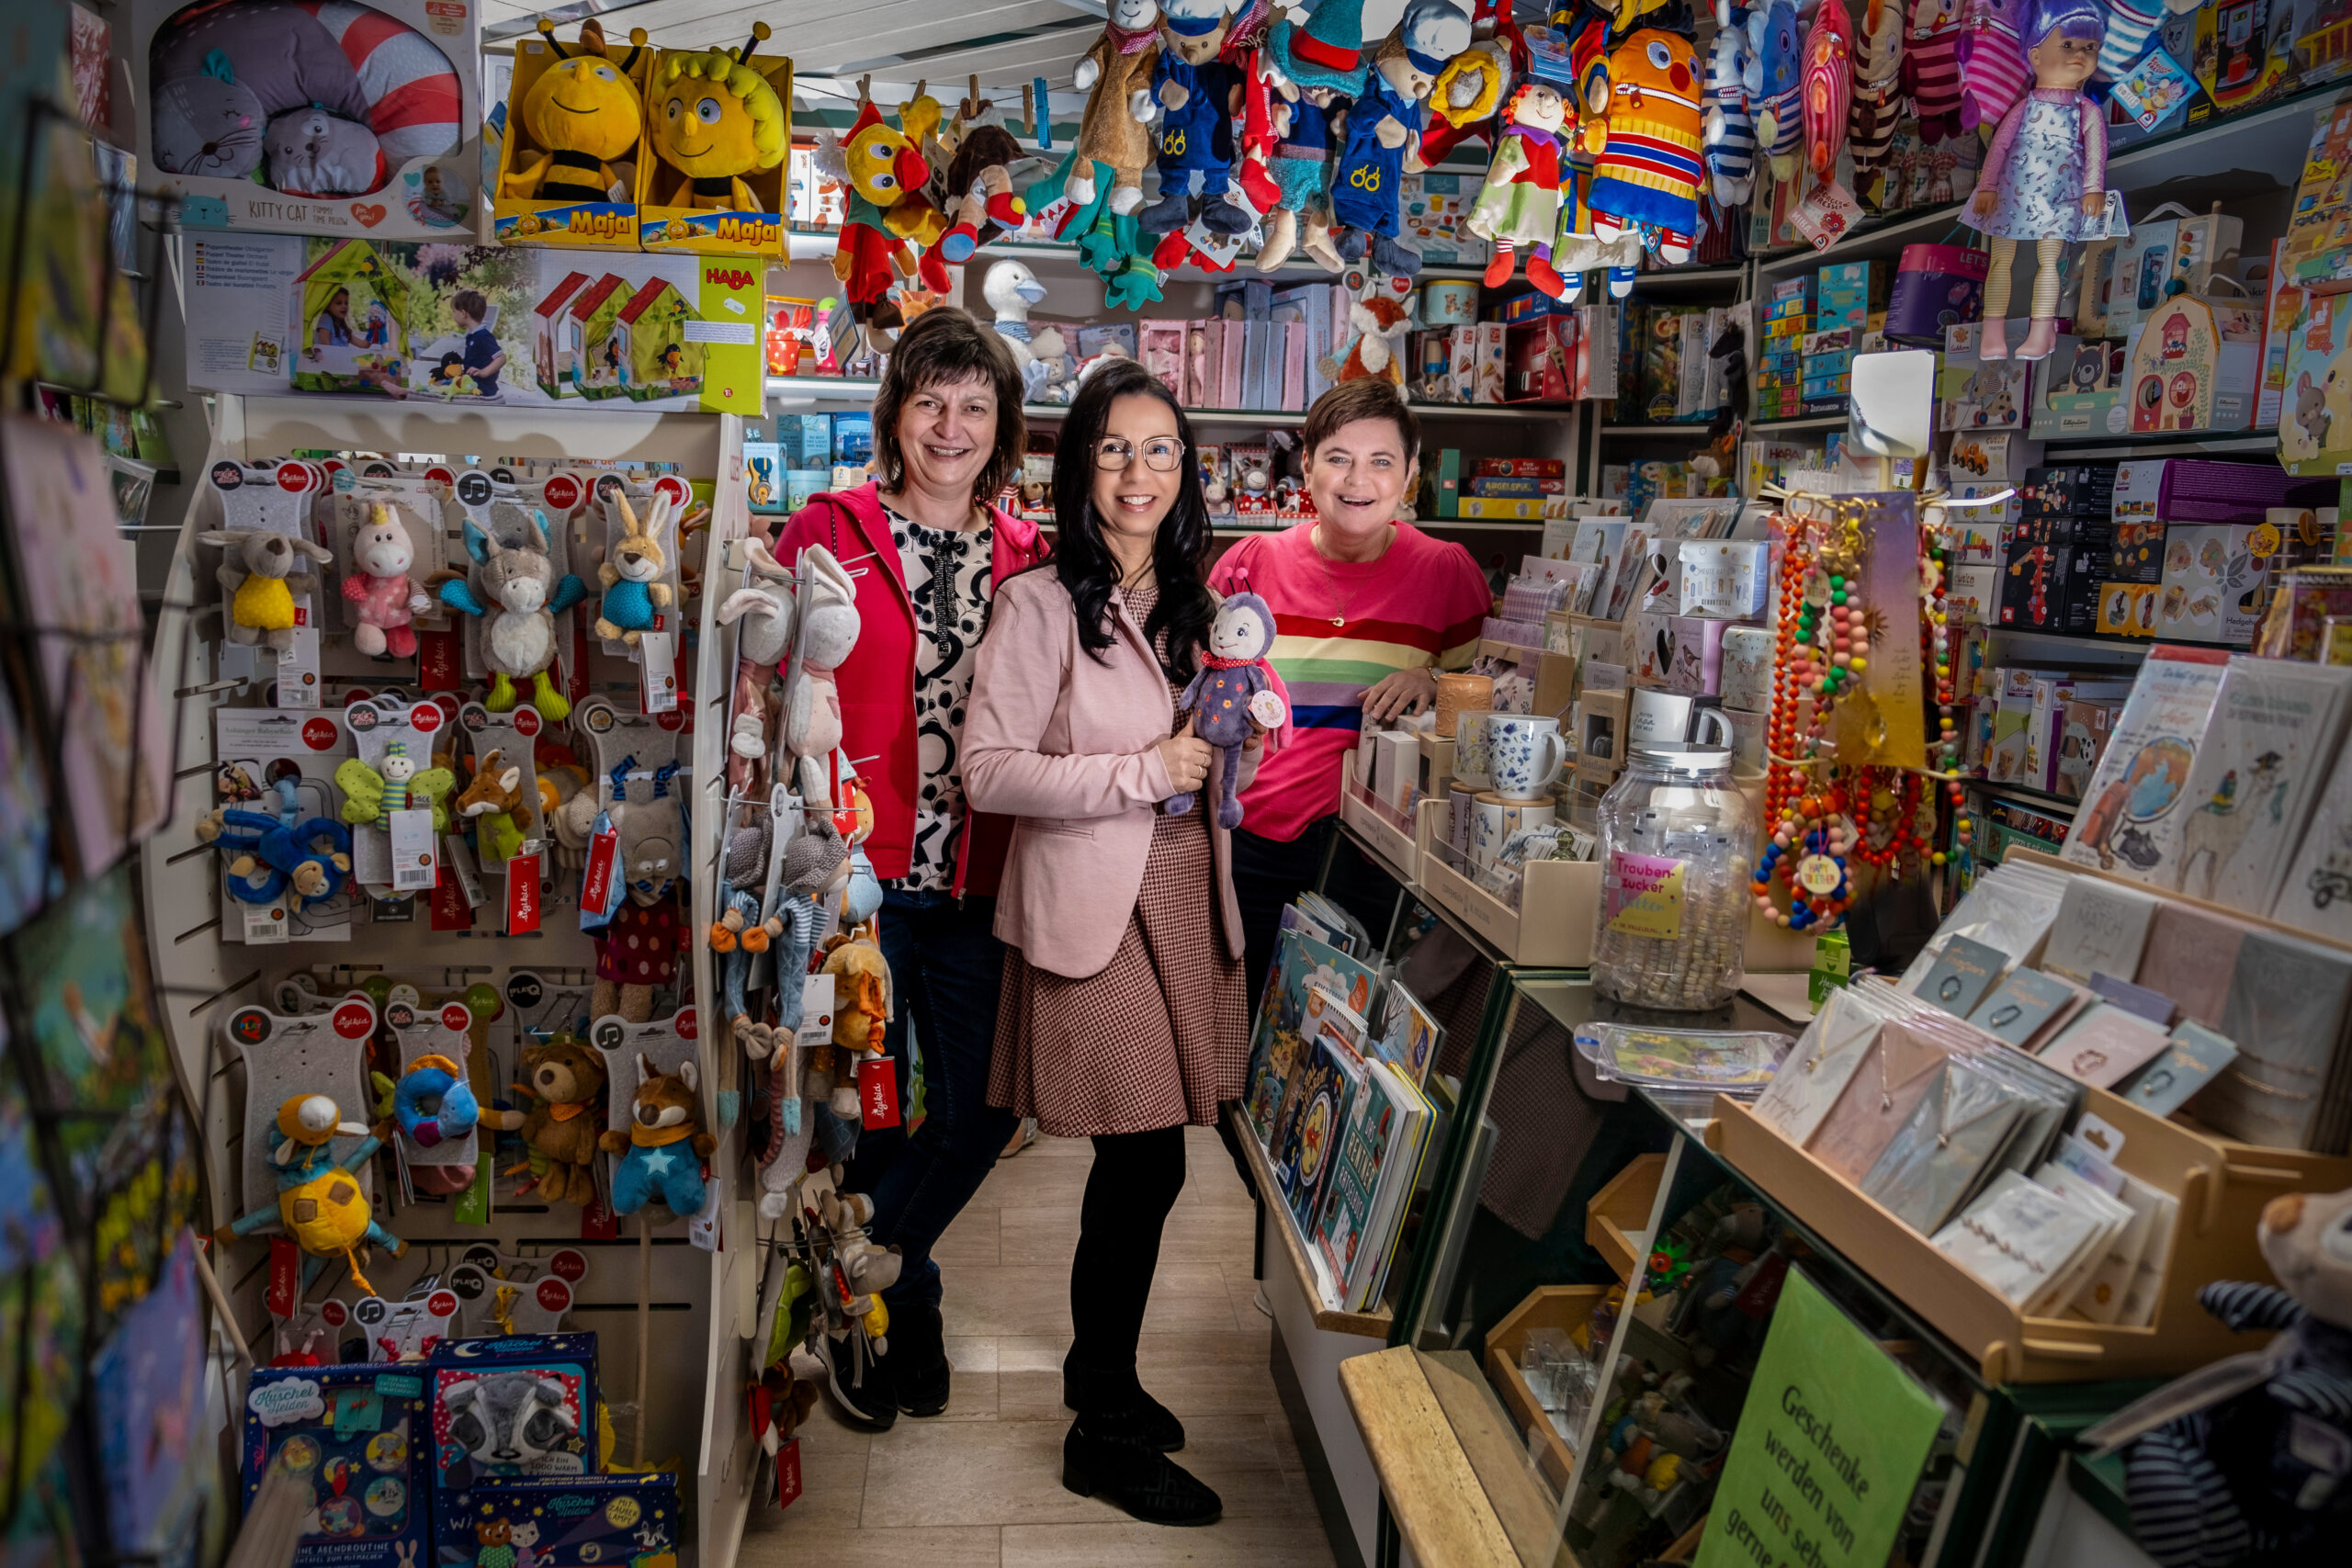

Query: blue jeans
[[842, 886, 1018, 1312]]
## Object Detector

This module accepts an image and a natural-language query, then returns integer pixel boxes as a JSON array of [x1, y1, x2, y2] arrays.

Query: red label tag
[[418, 630, 459, 690], [507, 852, 542, 933], [581, 828, 617, 913], [856, 1055, 900, 1130], [429, 867, 473, 931], [775, 1436, 803, 1509], [580, 1190, 619, 1242], [267, 1236, 301, 1317]]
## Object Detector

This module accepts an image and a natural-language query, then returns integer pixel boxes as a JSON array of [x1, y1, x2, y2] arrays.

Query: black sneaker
[[1064, 1362, 1184, 1452], [814, 1330, 897, 1430], [892, 1300, 951, 1418], [1062, 1417, 1221, 1526]]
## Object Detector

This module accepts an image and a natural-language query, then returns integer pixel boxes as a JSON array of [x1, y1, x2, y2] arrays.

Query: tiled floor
[[739, 1124, 1341, 1567]]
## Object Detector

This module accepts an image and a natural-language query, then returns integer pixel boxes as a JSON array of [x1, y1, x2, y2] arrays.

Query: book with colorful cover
[[1372, 979, 1443, 1087], [1271, 990, 1368, 1237], [1247, 923, 1378, 1146], [1314, 1058, 1435, 1313]]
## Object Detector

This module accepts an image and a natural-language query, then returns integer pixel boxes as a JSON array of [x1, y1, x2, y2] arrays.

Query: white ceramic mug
[[1453, 709, 1496, 791], [1473, 792, 1555, 864], [1486, 714, 1566, 801], [1626, 689, 1736, 750]]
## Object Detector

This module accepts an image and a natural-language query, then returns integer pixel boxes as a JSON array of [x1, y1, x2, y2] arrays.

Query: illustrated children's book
[[1245, 925, 1376, 1145], [1271, 989, 1368, 1239], [2064, 647, 2232, 886], [435, 1472, 680, 1567]]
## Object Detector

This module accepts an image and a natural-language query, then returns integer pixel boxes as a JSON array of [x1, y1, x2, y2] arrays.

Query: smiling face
[[895, 373, 1000, 502], [525, 55, 645, 161], [657, 52, 785, 176], [1303, 416, 1417, 546], [1090, 392, 1185, 552], [844, 120, 928, 207]]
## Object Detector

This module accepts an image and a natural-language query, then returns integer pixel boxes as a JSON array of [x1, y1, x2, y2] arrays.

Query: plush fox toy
[[602, 1055, 716, 1217]]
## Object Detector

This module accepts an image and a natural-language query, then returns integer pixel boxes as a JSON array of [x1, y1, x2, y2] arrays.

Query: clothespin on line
[[1022, 84, 1036, 136], [857, 73, 872, 107]]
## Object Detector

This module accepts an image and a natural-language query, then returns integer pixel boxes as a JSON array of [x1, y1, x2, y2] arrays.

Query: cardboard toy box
[[1940, 321, 2030, 430], [2279, 288, 2352, 474], [2125, 296, 2262, 433], [240, 1364, 435, 1566], [639, 43, 794, 257], [1998, 535, 2099, 634], [139, 0, 482, 243], [427, 1334, 600, 1495], [2030, 333, 2129, 438], [613, 276, 705, 400], [494, 26, 656, 249], [2156, 522, 2271, 642], [438, 1472, 682, 1567]]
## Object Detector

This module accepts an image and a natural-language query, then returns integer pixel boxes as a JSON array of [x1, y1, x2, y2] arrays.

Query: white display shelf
[[1750, 412, 1848, 432]]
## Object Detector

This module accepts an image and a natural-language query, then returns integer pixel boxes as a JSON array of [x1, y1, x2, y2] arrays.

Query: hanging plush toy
[[936, 118, 1031, 263], [1801, 0, 1854, 179], [1743, 0, 1804, 181], [204, 529, 335, 651], [820, 928, 892, 1120], [481, 1035, 607, 1206], [1703, 3, 1758, 205], [1414, 37, 1514, 171], [2098, 0, 2200, 83], [592, 491, 675, 646], [2080, 1188, 2352, 1568], [783, 547, 862, 809], [601, 1055, 715, 1218], [821, 99, 933, 311], [1901, 0, 1966, 142], [219, 1093, 404, 1296], [1849, 0, 1905, 197], [456, 748, 534, 864], [1143, 0, 1250, 237], [592, 783, 683, 1023], [504, 19, 648, 204], [371, 1054, 481, 1193], [1963, 0, 2105, 363], [342, 502, 431, 659], [1068, 0, 1164, 216], [1958, 0, 2032, 130], [715, 539, 796, 797], [1259, 0, 1368, 269], [435, 505, 591, 719], [1329, 0, 1471, 278], [1579, 25, 1706, 265], [650, 23, 786, 209], [1167, 592, 1284, 828], [338, 739, 458, 829], [1469, 80, 1574, 298]]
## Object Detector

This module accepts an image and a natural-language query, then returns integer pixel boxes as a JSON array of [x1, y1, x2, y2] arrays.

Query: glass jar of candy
[[1590, 744, 1753, 1010]]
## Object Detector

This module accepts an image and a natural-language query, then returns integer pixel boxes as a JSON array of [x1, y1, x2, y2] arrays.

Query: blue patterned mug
[[1487, 714, 1566, 801]]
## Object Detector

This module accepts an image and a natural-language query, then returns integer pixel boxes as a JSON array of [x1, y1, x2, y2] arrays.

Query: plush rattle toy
[[435, 505, 591, 719], [715, 539, 797, 796], [370, 1053, 480, 1194], [650, 24, 786, 209], [342, 502, 432, 659], [594, 491, 676, 646], [1166, 591, 1283, 829], [1962, 0, 2105, 363], [218, 1092, 404, 1296], [203, 528, 334, 651], [337, 739, 458, 830], [2081, 1187, 2352, 1568], [820, 927, 892, 1120], [601, 1055, 716, 1218], [1067, 0, 1164, 216], [505, 19, 648, 205], [1470, 80, 1574, 299], [481, 1035, 607, 1206], [783, 547, 862, 809], [456, 747, 534, 864]]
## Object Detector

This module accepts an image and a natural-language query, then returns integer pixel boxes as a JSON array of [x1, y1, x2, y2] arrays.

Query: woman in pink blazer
[[964, 360, 1269, 1528]]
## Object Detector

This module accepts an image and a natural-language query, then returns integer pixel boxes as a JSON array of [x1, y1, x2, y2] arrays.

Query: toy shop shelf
[[1340, 1346, 1532, 1568], [1982, 626, 2158, 665], [1586, 1152, 1668, 1284], [1598, 423, 1715, 437], [227, 395, 729, 467], [1614, 264, 1750, 293], [1751, 413, 1847, 431], [2038, 428, 2280, 459], [767, 376, 886, 404], [1226, 1105, 1393, 1338], [1971, 779, 2084, 818]]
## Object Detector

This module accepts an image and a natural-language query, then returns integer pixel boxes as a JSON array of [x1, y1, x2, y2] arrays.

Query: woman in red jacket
[[772, 307, 1047, 1427]]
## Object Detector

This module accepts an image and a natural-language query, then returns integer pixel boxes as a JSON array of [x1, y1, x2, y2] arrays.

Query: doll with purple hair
[[1962, 0, 2107, 363]]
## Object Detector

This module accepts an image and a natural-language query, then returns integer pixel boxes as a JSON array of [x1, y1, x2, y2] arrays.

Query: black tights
[[1067, 1122, 1187, 1410]]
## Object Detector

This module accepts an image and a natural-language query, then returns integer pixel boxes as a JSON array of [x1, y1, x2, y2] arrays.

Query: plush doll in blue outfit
[[1329, 0, 1470, 277], [1166, 591, 1285, 829], [1140, 0, 1251, 237], [594, 491, 674, 647], [602, 1054, 716, 1218]]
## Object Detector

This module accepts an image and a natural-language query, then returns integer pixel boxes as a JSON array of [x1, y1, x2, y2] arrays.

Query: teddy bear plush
[[600, 1054, 716, 1218], [482, 1035, 606, 1205]]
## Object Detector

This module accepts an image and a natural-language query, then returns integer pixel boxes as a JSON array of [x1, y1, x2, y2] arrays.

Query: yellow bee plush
[[651, 24, 788, 209], [503, 18, 651, 206]]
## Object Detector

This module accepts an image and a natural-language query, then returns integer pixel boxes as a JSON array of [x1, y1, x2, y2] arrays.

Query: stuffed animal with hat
[[203, 528, 335, 651], [1412, 36, 1515, 172], [1328, 0, 1471, 278], [650, 22, 787, 210], [1468, 79, 1575, 298], [1577, 22, 1706, 265], [1141, 0, 1251, 238], [504, 19, 650, 205], [1251, 79, 1345, 271], [1068, 0, 1165, 215], [820, 99, 934, 312]]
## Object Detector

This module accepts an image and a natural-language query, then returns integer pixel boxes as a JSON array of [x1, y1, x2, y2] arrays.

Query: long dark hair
[[1050, 359, 1215, 683]]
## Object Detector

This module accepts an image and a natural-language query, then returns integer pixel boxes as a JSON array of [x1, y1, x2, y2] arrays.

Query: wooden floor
[[739, 1123, 1344, 1566]]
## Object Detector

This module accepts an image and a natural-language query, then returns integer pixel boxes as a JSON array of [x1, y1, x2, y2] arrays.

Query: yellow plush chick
[[653, 24, 788, 209], [506, 20, 650, 205]]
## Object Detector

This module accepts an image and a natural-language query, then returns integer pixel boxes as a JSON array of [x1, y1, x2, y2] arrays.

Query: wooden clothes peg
[[1022, 83, 1036, 136]]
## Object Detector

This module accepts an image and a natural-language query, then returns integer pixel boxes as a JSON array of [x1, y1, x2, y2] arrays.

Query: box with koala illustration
[[493, 23, 656, 249], [426, 1334, 600, 1495], [2278, 288, 2352, 476], [138, 0, 483, 243], [240, 1364, 436, 1566], [436, 1474, 682, 1568], [637, 42, 794, 257]]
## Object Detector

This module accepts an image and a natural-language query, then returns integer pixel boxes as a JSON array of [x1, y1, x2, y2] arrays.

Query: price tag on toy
[[244, 897, 291, 944], [507, 842, 543, 934], [857, 1054, 901, 1129], [581, 817, 619, 914], [389, 808, 437, 892], [639, 629, 679, 713]]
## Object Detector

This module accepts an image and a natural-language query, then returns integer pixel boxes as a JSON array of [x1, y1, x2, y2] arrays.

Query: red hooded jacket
[[772, 481, 1050, 897]]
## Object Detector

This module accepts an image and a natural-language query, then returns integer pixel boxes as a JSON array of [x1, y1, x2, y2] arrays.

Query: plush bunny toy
[[784, 547, 862, 809], [1166, 592, 1284, 828]]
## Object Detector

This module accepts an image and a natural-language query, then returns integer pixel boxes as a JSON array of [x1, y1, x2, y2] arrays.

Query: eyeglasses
[[1092, 437, 1187, 472]]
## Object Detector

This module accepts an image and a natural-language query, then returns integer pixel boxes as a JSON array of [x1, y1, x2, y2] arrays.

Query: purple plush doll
[[1167, 591, 1286, 829]]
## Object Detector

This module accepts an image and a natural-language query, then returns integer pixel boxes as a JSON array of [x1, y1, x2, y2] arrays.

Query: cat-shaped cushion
[[265, 107, 386, 197], [153, 72, 266, 179]]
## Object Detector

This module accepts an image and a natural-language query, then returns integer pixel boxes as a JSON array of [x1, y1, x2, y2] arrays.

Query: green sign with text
[[1694, 1267, 1943, 1568]]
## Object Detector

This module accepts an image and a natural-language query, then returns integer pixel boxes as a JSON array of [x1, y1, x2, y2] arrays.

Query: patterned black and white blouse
[[886, 504, 995, 892]]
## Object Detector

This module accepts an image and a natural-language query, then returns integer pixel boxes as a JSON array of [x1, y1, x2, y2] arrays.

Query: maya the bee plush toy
[[651, 23, 788, 209], [504, 19, 650, 206]]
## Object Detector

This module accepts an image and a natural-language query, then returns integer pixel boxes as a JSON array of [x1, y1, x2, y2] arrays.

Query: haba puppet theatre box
[[639, 41, 794, 258], [493, 24, 655, 250], [182, 238, 762, 412], [139, 0, 482, 243], [240, 1365, 436, 1566], [436, 1473, 682, 1567]]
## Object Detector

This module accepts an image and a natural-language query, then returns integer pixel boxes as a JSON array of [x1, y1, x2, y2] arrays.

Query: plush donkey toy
[[1166, 592, 1284, 829]]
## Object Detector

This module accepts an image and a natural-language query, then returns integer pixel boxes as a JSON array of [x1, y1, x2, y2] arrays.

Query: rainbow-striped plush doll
[[1577, 23, 1705, 265], [1703, 1, 1758, 205]]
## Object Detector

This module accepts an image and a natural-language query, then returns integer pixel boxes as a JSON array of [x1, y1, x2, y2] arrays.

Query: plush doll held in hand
[[1962, 0, 2105, 363], [1166, 591, 1284, 829]]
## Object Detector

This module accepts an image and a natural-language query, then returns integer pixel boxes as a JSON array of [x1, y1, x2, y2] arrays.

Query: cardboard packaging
[[638, 45, 795, 256], [2156, 523, 2272, 643], [494, 28, 656, 248], [2126, 296, 2262, 433], [240, 1365, 436, 1567], [438, 1474, 682, 1567]]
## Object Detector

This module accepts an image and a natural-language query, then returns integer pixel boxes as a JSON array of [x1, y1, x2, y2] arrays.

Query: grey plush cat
[[264, 107, 384, 196], [153, 72, 266, 179]]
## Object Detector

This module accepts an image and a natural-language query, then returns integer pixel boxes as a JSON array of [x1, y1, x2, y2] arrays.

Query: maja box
[[493, 25, 655, 250], [140, 0, 482, 243], [638, 43, 795, 258], [437, 1473, 682, 1567], [240, 1364, 435, 1566]]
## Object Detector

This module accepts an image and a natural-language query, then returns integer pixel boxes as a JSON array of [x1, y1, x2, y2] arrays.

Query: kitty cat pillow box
[[137, 0, 482, 243]]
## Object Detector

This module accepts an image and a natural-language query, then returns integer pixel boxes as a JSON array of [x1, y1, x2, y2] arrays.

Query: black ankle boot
[[1062, 1416, 1221, 1526], [892, 1300, 951, 1417], [1064, 1360, 1184, 1451]]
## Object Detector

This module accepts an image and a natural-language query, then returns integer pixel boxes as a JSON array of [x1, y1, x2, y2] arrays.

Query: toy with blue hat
[[1329, 0, 1472, 276], [1143, 0, 1253, 236]]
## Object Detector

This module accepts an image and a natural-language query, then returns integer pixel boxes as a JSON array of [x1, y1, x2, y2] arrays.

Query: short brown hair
[[872, 307, 1027, 502], [451, 289, 488, 322], [1302, 377, 1420, 466]]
